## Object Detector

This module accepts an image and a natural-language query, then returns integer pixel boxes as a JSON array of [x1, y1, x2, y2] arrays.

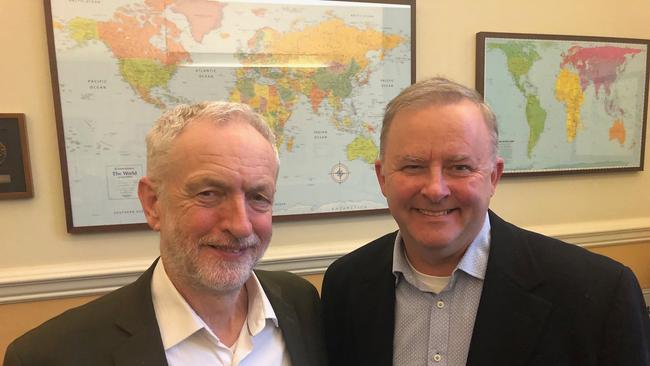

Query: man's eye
[[251, 193, 271, 203], [402, 165, 422, 172], [249, 193, 273, 210], [449, 165, 473, 175], [196, 190, 221, 201]]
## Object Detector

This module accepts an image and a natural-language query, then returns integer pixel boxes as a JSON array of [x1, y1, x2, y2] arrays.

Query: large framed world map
[[476, 32, 649, 176], [44, 0, 415, 232]]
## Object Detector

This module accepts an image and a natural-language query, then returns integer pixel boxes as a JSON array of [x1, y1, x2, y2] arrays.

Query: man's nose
[[222, 194, 254, 238], [420, 168, 450, 202]]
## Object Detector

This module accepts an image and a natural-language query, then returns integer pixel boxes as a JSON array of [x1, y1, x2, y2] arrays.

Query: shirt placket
[[428, 292, 449, 366]]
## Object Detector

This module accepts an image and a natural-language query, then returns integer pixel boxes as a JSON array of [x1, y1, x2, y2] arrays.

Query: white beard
[[161, 224, 265, 294]]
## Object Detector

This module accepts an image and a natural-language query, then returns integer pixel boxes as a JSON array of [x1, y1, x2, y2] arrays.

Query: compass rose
[[330, 162, 350, 184]]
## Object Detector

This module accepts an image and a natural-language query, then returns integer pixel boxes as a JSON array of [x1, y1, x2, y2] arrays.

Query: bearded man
[[5, 102, 326, 366]]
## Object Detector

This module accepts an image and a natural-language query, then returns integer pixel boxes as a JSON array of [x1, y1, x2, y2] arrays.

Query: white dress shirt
[[151, 261, 292, 366]]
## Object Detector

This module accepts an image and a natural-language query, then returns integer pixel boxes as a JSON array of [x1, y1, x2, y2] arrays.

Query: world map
[[483, 36, 647, 174], [48, 0, 412, 229]]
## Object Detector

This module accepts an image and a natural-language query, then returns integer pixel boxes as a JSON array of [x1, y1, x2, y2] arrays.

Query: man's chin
[[194, 262, 255, 292], [406, 231, 464, 251]]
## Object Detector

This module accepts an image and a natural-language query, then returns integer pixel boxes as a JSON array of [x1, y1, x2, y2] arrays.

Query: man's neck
[[173, 277, 249, 347], [405, 247, 467, 277]]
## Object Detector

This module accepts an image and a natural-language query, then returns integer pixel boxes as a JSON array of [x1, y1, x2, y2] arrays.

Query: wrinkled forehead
[[382, 99, 497, 157]]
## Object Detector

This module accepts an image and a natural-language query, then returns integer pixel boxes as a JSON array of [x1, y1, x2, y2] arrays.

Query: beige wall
[[1, 0, 649, 361]]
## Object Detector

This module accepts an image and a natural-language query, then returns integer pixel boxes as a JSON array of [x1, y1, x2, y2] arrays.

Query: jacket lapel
[[112, 260, 168, 366], [466, 212, 552, 366], [353, 234, 397, 366], [257, 271, 310, 366]]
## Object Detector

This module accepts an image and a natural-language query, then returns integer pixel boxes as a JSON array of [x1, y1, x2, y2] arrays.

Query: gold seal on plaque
[[0, 142, 7, 166]]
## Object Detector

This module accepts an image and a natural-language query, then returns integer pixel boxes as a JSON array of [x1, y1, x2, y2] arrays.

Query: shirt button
[[436, 300, 445, 309], [433, 353, 442, 362]]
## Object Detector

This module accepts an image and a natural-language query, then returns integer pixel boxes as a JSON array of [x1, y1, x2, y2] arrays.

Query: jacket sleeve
[[321, 262, 350, 366], [3, 341, 25, 366], [597, 266, 650, 365]]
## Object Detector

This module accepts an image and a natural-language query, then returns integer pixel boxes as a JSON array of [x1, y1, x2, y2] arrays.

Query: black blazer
[[4, 261, 327, 366], [321, 211, 650, 366]]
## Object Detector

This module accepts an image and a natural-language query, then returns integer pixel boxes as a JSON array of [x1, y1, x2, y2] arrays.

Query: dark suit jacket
[[321, 211, 650, 366], [4, 261, 327, 366]]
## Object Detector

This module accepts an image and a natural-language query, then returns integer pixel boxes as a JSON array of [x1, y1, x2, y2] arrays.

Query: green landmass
[[525, 95, 547, 157], [236, 76, 256, 99], [489, 41, 547, 155], [487, 41, 540, 92], [119, 59, 175, 90], [314, 60, 361, 99], [278, 84, 294, 102]]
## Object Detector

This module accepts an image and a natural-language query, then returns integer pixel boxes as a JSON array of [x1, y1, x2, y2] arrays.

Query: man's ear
[[375, 159, 387, 197], [138, 177, 162, 231], [490, 157, 505, 195]]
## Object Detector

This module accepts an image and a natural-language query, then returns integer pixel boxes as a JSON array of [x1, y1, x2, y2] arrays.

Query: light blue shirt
[[392, 214, 491, 366]]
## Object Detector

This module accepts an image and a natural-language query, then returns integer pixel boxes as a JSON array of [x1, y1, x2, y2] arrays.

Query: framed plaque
[[0, 113, 33, 199]]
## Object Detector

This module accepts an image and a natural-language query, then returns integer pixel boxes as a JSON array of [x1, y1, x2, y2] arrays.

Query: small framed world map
[[476, 32, 649, 176], [44, 0, 414, 232]]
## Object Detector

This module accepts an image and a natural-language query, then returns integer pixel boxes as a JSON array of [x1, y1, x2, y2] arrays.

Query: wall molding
[[1, 225, 649, 304]]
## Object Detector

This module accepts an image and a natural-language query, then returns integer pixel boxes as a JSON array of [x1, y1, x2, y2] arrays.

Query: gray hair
[[380, 77, 499, 160], [146, 101, 279, 186]]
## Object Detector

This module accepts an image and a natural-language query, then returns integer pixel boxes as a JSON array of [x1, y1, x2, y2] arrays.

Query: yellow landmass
[[246, 18, 405, 69], [346, 136, 378, 164], [555, 68, 584, 143], [67, 17, 99, 44], [253, 83, 281, 110], [230, 88, 242, 103]]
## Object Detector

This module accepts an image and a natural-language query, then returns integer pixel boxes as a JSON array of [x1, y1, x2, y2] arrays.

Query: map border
[[43, 0, 416, 233], [476, 31, 649, 177]]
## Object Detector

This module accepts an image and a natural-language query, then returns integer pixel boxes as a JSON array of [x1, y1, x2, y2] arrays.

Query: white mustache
[[198, 234, 260, 250]]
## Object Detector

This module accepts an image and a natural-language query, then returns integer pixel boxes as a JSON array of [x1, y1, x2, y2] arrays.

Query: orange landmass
[[96, 9, 190, 66], [609, 119, 626, 146], [309, 86, 327, 113], [286, 136, 294, 152]]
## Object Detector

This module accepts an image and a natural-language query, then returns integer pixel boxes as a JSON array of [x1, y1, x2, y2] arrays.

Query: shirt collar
[[151, 260, 279, 350], [392, 213, 492, 286]]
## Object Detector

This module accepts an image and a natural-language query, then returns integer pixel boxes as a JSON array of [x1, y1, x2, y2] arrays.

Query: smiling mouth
[[415, 208, 455, 217], [205, 245, 249, 254]]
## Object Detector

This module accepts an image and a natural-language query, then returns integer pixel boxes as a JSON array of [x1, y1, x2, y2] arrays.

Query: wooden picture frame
[[0, 113, 33, 199], [44, 0, 415, 232], [476, 32, 649, 176]]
